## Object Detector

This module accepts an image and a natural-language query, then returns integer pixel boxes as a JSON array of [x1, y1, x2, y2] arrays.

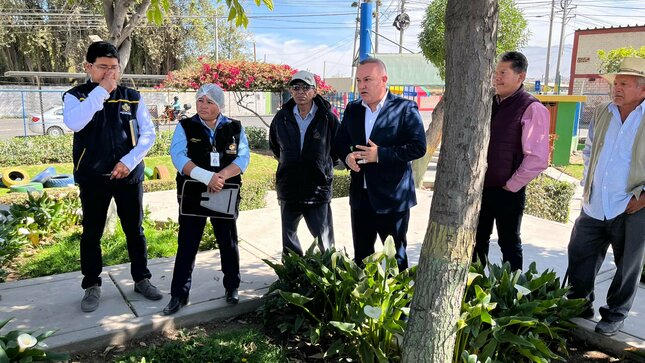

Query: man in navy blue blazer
[[334, 57, 426, 271]]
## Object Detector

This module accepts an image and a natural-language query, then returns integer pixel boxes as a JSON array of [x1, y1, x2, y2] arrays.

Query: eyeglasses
[[290, 85, 314, 92], [91, 64, 120, 71]]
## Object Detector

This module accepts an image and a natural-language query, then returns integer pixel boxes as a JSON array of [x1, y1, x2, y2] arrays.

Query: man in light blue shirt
[[269, 71, 340, 256], [567, 57, 645, 336], [164, 84, 250, 315]]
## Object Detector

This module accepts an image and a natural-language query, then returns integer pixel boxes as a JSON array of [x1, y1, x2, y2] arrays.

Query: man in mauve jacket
[[270, 71, 340, 256], [472, 51, 550, 272]]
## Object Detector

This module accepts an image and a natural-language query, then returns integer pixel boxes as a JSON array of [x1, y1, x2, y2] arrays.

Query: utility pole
[[323, 61, 327, 79], [555, 0, 575, 94], [350, 2, 361, 92], [253, 41, 257, 62], [215, 14, 219, 63], [544, 0, 555, 93], [398, 0, 405, 54], [359, 1, 373, 61], [375, 0, 379, 53]]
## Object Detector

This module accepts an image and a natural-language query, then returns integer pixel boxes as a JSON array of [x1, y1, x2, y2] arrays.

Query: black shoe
[[225, 289, 239, 305], [163, 296, 188, 315], [579, 305, 594, 319], [595, 319, 624, 336]]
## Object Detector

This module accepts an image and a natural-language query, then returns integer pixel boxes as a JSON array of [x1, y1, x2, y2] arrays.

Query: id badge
[[210, 152, 220, 167]]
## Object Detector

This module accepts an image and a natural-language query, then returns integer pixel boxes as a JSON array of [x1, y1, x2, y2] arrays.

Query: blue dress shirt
[[170, 114, 250, 175]]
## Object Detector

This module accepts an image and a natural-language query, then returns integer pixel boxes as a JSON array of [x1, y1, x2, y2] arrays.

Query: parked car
[[29, 106, 71, 137]]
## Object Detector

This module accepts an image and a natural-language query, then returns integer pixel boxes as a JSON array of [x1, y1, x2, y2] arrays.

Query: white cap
[[289, 71, 316, 87], [196, 83, 225, 111]]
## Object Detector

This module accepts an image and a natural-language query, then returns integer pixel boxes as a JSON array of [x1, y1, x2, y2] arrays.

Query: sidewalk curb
[[48, 292, 267, 353]]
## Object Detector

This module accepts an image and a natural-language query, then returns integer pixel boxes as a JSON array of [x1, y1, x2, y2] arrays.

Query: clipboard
[[179, 179, 239, 219]]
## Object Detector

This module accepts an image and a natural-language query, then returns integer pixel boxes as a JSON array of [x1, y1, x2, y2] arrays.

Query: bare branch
[[233, 91, 270, 128]]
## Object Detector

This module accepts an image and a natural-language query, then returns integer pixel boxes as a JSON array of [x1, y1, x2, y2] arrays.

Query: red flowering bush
[[160, 57, 334, 93]]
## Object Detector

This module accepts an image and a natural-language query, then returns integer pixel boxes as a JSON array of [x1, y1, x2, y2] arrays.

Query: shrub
[[0, 131, 174, 167], [332, 170, 351, 198], [0, 135, 73, 166], [246, 126, 269, 150], [0, 211, 27, 282], [143, 179, 177, 193], [0, 318, 69, 362], [240, 176, 272, 211], [525, 175, 576, 223], [8, 191, 81, 245], [454, 262, 587, 363], [147, 130, 174, 157], [263, 238, 412, 362]]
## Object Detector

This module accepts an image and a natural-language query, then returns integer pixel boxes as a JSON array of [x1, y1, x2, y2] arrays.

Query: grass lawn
[[113, 327, 286, 363], [0, 152, 277, 196], [16, 219, 179, 279], [555, 163, 583, 180]]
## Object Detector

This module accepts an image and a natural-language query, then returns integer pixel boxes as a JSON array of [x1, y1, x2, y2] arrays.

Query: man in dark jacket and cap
[[269, 71, 340, 256]]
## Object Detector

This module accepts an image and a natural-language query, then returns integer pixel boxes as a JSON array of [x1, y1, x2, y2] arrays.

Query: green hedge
[[246, 126, 269, 150], [525, 175, 576, 223], [0, 131, 174, 167], [332, 170, 351, 198]]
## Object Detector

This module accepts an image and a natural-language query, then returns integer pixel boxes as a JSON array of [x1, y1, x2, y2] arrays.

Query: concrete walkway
[[1, 185, 644, 358]]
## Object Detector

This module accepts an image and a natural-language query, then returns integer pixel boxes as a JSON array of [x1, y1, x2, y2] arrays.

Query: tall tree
[[402, 0, 498, 361], [93, 0, 272, 70], [412, 0, 528, 187]]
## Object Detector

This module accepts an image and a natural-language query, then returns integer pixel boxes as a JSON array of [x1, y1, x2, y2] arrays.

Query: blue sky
[[244, 0, 644, 81]]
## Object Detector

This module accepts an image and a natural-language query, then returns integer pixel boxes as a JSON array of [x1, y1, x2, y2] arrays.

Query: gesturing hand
[[353, 139, 379, 164]]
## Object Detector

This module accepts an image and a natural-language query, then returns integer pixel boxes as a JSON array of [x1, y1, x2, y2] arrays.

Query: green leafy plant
[[454, 262, 587, 363], [0, 318, 69, 362], [263, 237, 413, 362], [246, 126, 269, 150], [0, 131, 174, 168], [525, 175, 575, 223], [597, 46, 645, 74], [8, 191, 81, 245], [0, 211, 27, 282]]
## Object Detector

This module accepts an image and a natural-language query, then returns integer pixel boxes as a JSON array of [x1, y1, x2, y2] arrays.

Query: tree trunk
[[402, 1, 498, 362]]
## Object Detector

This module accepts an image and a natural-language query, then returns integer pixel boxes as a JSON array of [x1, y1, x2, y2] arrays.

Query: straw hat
[[601, 57, 645, 84]]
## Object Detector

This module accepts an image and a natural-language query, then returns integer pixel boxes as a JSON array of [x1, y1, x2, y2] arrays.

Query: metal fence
[[577, 92, 611, 130], [0, 88, 277, 138]]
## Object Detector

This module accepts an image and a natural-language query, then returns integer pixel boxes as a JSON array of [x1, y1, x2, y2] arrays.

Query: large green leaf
[[277, 290, 313, 307], [329, 321, 355, 333]]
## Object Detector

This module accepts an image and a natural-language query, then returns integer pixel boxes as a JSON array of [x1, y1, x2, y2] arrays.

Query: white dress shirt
[[583, 99, 645, 220], [63, 85, 156, 172]]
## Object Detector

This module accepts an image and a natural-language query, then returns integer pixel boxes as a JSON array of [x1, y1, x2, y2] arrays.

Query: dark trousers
[[170, 214, 240, 299], [567, 208, 645, 322], [473, 186, 526, 271], [79, 181, 151, 289], [280, 201, 334, 256], [351, 189, 410, 271]]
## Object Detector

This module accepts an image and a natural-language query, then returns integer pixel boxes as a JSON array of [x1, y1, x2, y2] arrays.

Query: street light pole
[[544, 0, 555, 93]]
